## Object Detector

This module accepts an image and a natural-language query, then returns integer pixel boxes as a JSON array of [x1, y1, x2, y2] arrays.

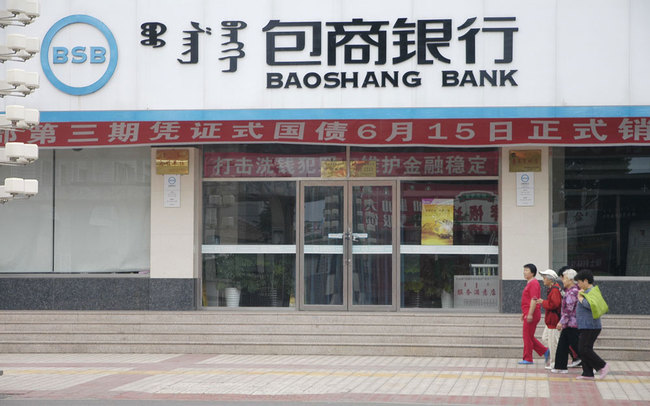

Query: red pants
[[522, 314, 547, 362]]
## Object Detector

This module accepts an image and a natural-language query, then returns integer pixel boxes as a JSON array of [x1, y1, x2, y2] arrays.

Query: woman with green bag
[[575, 269, 610, 380]]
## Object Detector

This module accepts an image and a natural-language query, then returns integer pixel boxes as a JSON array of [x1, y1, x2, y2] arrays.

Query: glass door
[[299, 181, 396, 311]]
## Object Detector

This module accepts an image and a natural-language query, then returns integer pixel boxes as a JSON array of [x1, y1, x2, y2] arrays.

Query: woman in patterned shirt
[[551, 268, 579, 373]]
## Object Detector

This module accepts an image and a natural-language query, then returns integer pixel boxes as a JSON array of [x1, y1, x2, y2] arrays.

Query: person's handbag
[[580, 285, 609, 319]]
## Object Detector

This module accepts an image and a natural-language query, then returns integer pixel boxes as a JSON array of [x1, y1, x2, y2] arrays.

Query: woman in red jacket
[[519, 263, 549, 365], [536, 269, 562, 369]]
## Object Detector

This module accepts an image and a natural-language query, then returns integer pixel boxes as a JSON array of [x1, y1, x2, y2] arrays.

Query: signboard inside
[[350, 160, 377, 177], [321, 161, 347, 178], [453, 275, 499, 309]]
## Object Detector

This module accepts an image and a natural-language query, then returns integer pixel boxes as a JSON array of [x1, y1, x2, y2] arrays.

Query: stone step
[[0, 341, 643, 361], [1, 322, 647, 338], [0, 312, 519, 325], [1, 311, 646, 327], [1, 321, 647, 337], [0, 332, 642, 348], [0, 311, 647, 360]]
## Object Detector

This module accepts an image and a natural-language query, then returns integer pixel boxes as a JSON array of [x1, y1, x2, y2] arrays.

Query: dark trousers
[[578, 328, 606, 377], [554, 327, 579, 370]]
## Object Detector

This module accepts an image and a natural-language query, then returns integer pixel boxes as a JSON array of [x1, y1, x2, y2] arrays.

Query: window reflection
[[400, 181, 499, 309], [202, 181, 297, 307], [401, 254, 498, 308], [552, 147, 650, 277], [203, 182, 296, 245], [401, 181, 498, 246], [203, 253, 295, 307]]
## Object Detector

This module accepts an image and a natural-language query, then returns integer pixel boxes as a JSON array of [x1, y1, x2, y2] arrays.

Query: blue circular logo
[[40, 15, 118, 95]]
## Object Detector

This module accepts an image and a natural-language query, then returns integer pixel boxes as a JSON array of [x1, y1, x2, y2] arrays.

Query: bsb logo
[[40, 15, 118, 96], [53, 45, 107, 64]]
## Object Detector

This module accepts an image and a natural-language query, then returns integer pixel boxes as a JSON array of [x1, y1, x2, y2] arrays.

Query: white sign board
[[453, 275, 499, 309], [20, 0, 650, 114], [516, 172, 534, 206], [164, 174, 180, 208]]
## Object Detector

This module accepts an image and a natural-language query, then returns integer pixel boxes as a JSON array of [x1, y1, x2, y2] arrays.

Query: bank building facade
[[1, 0, 649, 316]]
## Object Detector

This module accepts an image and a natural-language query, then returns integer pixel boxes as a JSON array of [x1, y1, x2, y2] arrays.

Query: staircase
[[0, 311, 648, 360]]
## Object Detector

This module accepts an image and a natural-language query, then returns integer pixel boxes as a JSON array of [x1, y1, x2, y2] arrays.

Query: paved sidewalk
[[0, 354, 649, 405]]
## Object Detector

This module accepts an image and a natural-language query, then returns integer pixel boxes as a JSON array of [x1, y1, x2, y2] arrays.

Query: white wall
[[500, 147, 551, 280], [22, 0, 650, 111], [150, 148, 201, 279]]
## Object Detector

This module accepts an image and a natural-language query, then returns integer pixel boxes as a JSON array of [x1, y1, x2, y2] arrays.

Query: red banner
[[2, 117, 649, 148], [204, 150, 498, 178]]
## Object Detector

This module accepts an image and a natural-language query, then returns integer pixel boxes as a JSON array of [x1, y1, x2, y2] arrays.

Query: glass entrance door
[[300, 181, 396, 310]]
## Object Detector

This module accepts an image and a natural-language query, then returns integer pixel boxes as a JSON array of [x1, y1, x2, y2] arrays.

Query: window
[[202, 181, 296, 307], [0, 148, 151, 273], [552, 147, 650, 277], [400, 181, 499, 309]]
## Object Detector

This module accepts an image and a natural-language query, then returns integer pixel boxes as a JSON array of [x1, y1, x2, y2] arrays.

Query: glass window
[[400, 181, 499, 309], [203, 253, 295, 307], [203, 182, 296, 245], [401, 253, 499, 308], [0, 149, 54, 272], [401, 181, 498, 246], [0, 148, 151, 273], [552, 147, 650, 277], [202, 181, 296, 307]]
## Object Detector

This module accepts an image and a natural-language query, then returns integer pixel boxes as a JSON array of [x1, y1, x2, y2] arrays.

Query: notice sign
[[421, 199, 454, 245], [509, 150, 542, 172], [321, 161, 347, 178], [454, 275, 499, 309], [516, 172, 534, 206], [164, 174, 180, 208], [156, 149, 189, 175]]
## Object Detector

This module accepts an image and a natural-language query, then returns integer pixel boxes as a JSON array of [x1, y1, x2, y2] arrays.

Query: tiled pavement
[[0, 354, 649, 405]]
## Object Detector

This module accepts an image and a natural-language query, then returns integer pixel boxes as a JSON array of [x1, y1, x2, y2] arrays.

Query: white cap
[[539, 269, 558, 279]]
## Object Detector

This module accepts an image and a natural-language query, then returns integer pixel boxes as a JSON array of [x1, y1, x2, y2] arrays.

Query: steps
[[0, 311, 647, 360]]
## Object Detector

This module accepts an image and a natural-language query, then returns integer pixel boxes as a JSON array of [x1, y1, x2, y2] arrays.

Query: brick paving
[[0, 354, 649, 405]]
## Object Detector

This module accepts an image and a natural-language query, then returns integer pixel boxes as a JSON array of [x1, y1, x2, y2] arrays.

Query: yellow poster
[[421, 198, 454, 245]]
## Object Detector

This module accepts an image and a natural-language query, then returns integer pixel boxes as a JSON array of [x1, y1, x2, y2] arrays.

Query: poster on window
[[421, 198, 454, 245]]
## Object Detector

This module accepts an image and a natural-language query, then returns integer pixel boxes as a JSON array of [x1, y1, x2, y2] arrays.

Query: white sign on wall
[[164, 174, 180, 208], [516, 172, 534, 207]]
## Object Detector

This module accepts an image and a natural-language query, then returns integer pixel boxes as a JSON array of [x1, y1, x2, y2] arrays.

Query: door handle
[[351, 232, 368, 242]]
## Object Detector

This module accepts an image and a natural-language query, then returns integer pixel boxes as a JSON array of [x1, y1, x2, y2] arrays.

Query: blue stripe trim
[[41, 106, 650, 123]]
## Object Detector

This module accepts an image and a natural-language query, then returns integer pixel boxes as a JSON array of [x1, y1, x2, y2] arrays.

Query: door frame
[[298, 180, 398, 311]]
